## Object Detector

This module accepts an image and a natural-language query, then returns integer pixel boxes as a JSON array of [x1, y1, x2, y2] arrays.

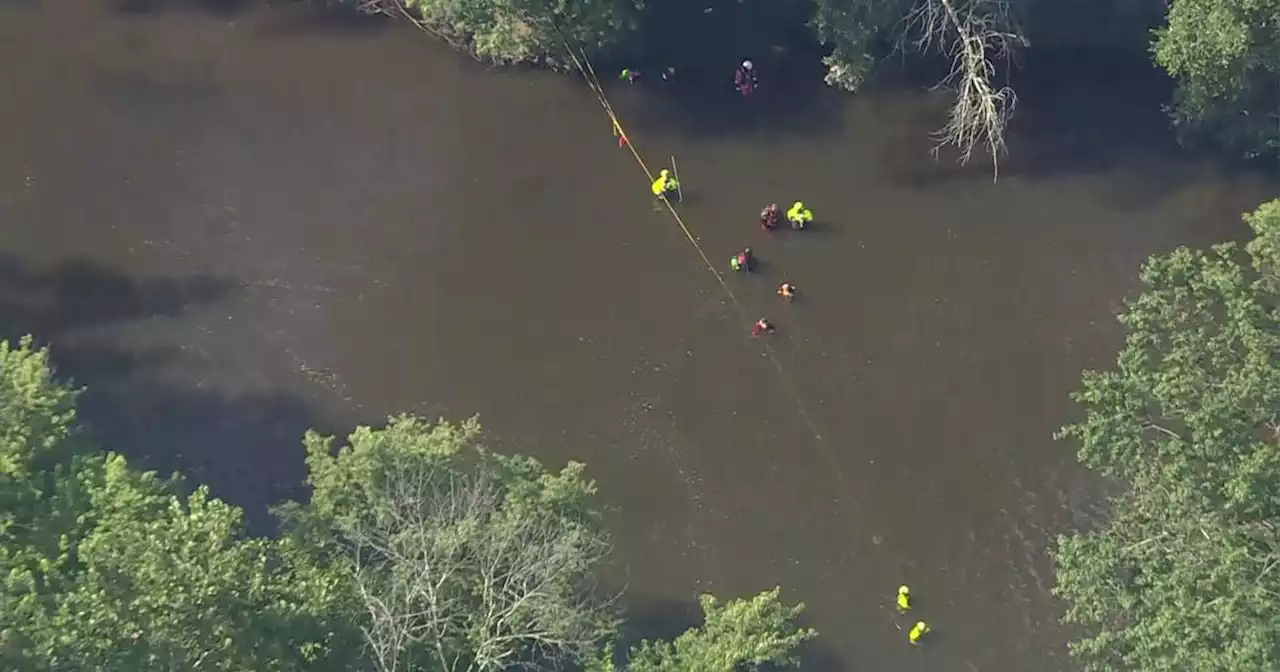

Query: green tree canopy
[[355, 0, 640, 67], [621, 588, 816, 672], [282, 414, 619, 672], [0, 339, 358, 671], [1054, 199, 1280, 671], [1152, 0, 1280, 157]]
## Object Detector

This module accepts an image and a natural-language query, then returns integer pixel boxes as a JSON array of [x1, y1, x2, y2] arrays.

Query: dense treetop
[[1054, 199, 1280, 671]]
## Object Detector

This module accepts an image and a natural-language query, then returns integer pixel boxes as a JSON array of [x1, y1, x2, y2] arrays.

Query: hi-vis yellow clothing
[[908, 621, 929, 644], [652, 169, 678, 197], [896, 585, 910, 612], [787, 201, 813, 225]]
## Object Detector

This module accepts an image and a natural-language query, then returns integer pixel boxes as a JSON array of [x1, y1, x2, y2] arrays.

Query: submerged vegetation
[[0, 339, 815, 670]]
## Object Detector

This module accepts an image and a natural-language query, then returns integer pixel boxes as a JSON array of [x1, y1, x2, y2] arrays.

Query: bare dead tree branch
[[331, 453, 615, 672], [905, 0, 1026, 180]]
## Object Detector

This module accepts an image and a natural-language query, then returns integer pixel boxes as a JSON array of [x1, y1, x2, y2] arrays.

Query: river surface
[[1, 2, 1275, 670]]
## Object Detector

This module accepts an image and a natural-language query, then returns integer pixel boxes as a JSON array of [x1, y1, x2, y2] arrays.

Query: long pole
[[671, 156, 684, 203]]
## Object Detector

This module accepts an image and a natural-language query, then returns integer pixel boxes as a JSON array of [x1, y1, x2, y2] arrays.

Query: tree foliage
[[1152, 0, 1280, 157], [620, 588, 816, 672], [1054, 199, 1280, 671], [353, 0, 641, 67], [0, 339, 359, 671], [283, 415, 618, 672]]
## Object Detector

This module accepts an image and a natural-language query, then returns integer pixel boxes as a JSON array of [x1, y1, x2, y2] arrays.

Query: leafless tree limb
[[333, 454, 615, 672], [905, 0, 1026, 180]]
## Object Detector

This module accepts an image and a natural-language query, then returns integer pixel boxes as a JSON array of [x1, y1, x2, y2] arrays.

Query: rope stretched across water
[[563, 47, 852, 488]]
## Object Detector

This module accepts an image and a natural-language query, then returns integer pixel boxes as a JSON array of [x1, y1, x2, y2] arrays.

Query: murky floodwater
[[1, 2, 1275, 670]]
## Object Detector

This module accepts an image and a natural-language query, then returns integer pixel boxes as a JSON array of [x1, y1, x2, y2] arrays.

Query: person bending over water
[[751, 317, 775, 337], [760, 203, 779, 231], [787, 201, 813, 230]]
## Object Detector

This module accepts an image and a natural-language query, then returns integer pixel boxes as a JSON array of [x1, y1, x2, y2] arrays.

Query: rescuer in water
[[896, 585, 911, 613], [651, 168, 679, 201], [777, 282, 796, 302], [734, 60, 757, 97], [760, 203, 780, 231], [908, 621, 930, 645], [729, 247, 755, 273], [787, 201, 813, 230], [751, 317, 775, 337]]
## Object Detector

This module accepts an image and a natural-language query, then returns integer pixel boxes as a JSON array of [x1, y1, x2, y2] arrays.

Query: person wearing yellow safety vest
[[651, 168, 680, 201], [787, 201, 813, 230], [896, 585, 911, 613], [908, 621, 929, 645]]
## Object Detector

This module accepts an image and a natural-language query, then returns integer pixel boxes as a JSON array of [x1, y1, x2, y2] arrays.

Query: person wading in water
[[651, 168, 680, 203], [730, 247, 755, 273], [734, 60, 757, 97], [751, 317, 775, 337], [760, 203, 779, 231]]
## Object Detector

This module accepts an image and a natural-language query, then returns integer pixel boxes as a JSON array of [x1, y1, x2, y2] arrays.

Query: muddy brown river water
[[1, 2, 1276, 669]]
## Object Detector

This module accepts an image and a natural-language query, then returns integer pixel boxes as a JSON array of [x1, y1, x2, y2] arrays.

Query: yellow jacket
[[787, 202, 813, 222], [652, 173, 677, 196]]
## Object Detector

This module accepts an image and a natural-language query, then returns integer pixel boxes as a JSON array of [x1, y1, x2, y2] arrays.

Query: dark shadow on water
[[615, 77, 845, 140], [75, 374, 333, 533], [109, 0, 395, 39], [0, 254, 232, 337], [109, 0, 255, 16], [606, 64, 845, 140], [999, 51, 1186, 184], [0, 254, 327, 532], [664, 191, 701, 207], [885, 49, 1277, 207], [616, 597, 701, 652], [253, 2, 394, 38], [598, 0, 842, 138]]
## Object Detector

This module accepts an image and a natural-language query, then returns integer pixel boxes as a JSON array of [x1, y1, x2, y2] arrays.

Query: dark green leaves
[[624, 588, 816, 672], [1055, 199, 1280, 671], [1152, 0, 1280, 157], [0, 339, 358, 672]]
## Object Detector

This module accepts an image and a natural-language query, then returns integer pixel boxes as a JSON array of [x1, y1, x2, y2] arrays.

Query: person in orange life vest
[[777, 282, 796, 301], [751, 317, 775, 337]]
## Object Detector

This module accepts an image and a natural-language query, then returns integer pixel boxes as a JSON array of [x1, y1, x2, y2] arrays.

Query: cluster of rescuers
[[636, 59, 822, 340], [649, 173, 812, 340], [640, 60, 934, 646]]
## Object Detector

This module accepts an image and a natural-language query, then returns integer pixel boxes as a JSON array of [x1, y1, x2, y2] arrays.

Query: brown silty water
[[0, 2, 1275, 670]]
